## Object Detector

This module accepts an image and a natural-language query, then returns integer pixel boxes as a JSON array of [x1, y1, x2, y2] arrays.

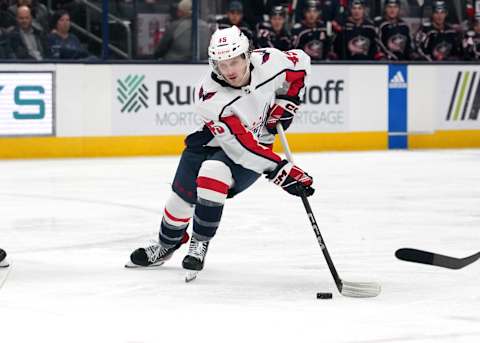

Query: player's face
[[351, 5, 365, 21], [432, 10, 447, 26], [385, 4, 400, 20], [217, 55, 249, 87], [270, 15, 285, 32], [304, 8, 320, 25], [227, 10, 243, 25]]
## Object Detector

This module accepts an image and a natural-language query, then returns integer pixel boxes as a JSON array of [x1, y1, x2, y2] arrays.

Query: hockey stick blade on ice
[[396, 248, 480, 270], [276, 124, 381, 298]]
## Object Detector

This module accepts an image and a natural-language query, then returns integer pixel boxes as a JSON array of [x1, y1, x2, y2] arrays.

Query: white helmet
[[208, 26, 250, 78]]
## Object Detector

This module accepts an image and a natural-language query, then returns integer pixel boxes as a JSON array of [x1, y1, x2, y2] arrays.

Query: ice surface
[[0, 150, 479, 343]]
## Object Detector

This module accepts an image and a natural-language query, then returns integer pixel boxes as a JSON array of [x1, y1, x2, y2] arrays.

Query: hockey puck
[[316, 292, 333, 299]]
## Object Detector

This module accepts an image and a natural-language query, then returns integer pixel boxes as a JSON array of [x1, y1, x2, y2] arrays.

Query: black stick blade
[[396, 248, 480, 270]]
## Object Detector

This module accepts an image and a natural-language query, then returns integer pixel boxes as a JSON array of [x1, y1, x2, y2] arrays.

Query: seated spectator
[[154, 0, 211, 61], [375, 0, 412, 61], [256, 6, 292, 51], [47, 10, 90, 59], [9, 0, 49, 33], [462, 16, 480, 60], [8, 5, 50, 60], [217, 1, 254, 44], [414, 0, 462, 61], [333, 0, 380, 60], [292, 0, 333, 60]]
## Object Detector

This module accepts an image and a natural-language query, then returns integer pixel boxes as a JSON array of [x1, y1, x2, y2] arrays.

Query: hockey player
[[255, 6, 292, 51], [462, 17, 480, 60], [0, 248, 8, 268], [375, 0, 412, 61], [291, 0, 333, 60], [126, 26, 314, 281], [216, 1, 255, 44], [414, 1, 462, 61], [333, 0, 381, 60]]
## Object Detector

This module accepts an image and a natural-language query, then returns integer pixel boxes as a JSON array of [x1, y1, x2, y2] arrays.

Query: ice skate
[[0, 248, 9, 268], [183, 237, 209, 282], [125, 232, 189, 268]]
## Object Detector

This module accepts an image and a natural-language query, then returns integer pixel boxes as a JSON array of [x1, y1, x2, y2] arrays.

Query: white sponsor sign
[[112, 65, 349, 135], [0, 72, 54, 136], [439, 67, 480, 130]]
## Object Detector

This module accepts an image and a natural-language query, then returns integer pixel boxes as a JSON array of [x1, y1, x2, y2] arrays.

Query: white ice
[[0, 150, 479, 343]]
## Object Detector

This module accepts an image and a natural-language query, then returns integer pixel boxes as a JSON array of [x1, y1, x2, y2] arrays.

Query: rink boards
[[1, 63, 480, 158]]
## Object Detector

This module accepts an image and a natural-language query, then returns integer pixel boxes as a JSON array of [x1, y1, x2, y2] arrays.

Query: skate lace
[[145, 242, 168, 263], [189, 239, 208, 260]]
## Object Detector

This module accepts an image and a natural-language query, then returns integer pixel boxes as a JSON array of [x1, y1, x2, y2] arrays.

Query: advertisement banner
[[439, 66, 480, 130], [0, 71, 54, 136], [111, 64, 349, 136]]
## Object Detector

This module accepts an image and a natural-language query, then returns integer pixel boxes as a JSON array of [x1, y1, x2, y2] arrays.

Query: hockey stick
[[276, 124, 381, 298], [396, 248, 480, 270]]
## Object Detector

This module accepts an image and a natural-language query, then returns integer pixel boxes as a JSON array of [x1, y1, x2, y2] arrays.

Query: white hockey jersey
[[186, 47, 311, 175]]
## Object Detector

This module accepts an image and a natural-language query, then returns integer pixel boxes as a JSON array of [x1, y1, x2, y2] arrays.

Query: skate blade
[[124, 261, 165, 269], [185, 270, 199, 283]]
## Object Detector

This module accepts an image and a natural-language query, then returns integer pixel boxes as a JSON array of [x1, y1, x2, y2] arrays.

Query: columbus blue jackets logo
[[198, 86, 216, 102]]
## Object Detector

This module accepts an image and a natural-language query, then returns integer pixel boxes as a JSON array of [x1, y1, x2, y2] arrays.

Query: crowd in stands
[[1, 0, 480, 61], [0, 0, 91, 59], [157, 0, 480, 62]]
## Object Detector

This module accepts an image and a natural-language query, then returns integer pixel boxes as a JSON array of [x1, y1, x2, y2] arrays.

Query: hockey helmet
[[384, 0, 400, 6], [351, 0, 366, 7], [270, 5, 285, 17], [208, 26, 251, 77], [432, 1, 448, 13]]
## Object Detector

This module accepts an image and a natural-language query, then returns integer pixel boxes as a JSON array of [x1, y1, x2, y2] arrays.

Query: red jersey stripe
[[285, 70, 306, 97], [221, 115, 281, 163], [197, 176, 229, 195]]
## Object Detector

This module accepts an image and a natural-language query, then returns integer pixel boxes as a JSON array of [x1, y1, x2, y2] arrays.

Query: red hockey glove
[[266, 160, 314, 197], [266, 95, 300, 134]]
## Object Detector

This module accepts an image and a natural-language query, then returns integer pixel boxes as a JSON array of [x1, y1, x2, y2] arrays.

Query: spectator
[[292, 0, 333, 60], [238, 0, 267, 29], [154, 0, 211, 61], [9, 0, 49, 33], [217, 1, 254, 43], [333, 0, 380, 60], [462, 16, 480, 60], [256, 6, 292, 50], [375, 0, 412, 60], [47, 10, 90, 59], [8, 5, 50, 60], [414, 0, 462, 61]]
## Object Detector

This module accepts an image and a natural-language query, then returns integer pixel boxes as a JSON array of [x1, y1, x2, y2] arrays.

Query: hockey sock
[[159, 192, 193, 248], [193, 160, 232, 241]]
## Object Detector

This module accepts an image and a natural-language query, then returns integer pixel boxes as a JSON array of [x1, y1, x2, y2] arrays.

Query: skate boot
[[125, 232, 189, 268], [182, 236, 209, 282], [0, 248, 8, 268]]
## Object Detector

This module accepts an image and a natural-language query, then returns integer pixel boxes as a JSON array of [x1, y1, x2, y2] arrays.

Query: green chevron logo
[[117, 74, 149, 113]]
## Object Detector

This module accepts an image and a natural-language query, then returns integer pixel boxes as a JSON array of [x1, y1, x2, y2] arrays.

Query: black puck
[[316, 292, 333, 299]]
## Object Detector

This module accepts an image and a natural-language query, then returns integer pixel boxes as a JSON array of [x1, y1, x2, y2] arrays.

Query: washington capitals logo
[[198, 86, 216, 102], [257, 49, 271, 64]]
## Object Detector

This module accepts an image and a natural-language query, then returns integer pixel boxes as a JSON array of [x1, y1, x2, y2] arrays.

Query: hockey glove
[[266, 160, 314, 197], [266, 95, 300, 134]]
